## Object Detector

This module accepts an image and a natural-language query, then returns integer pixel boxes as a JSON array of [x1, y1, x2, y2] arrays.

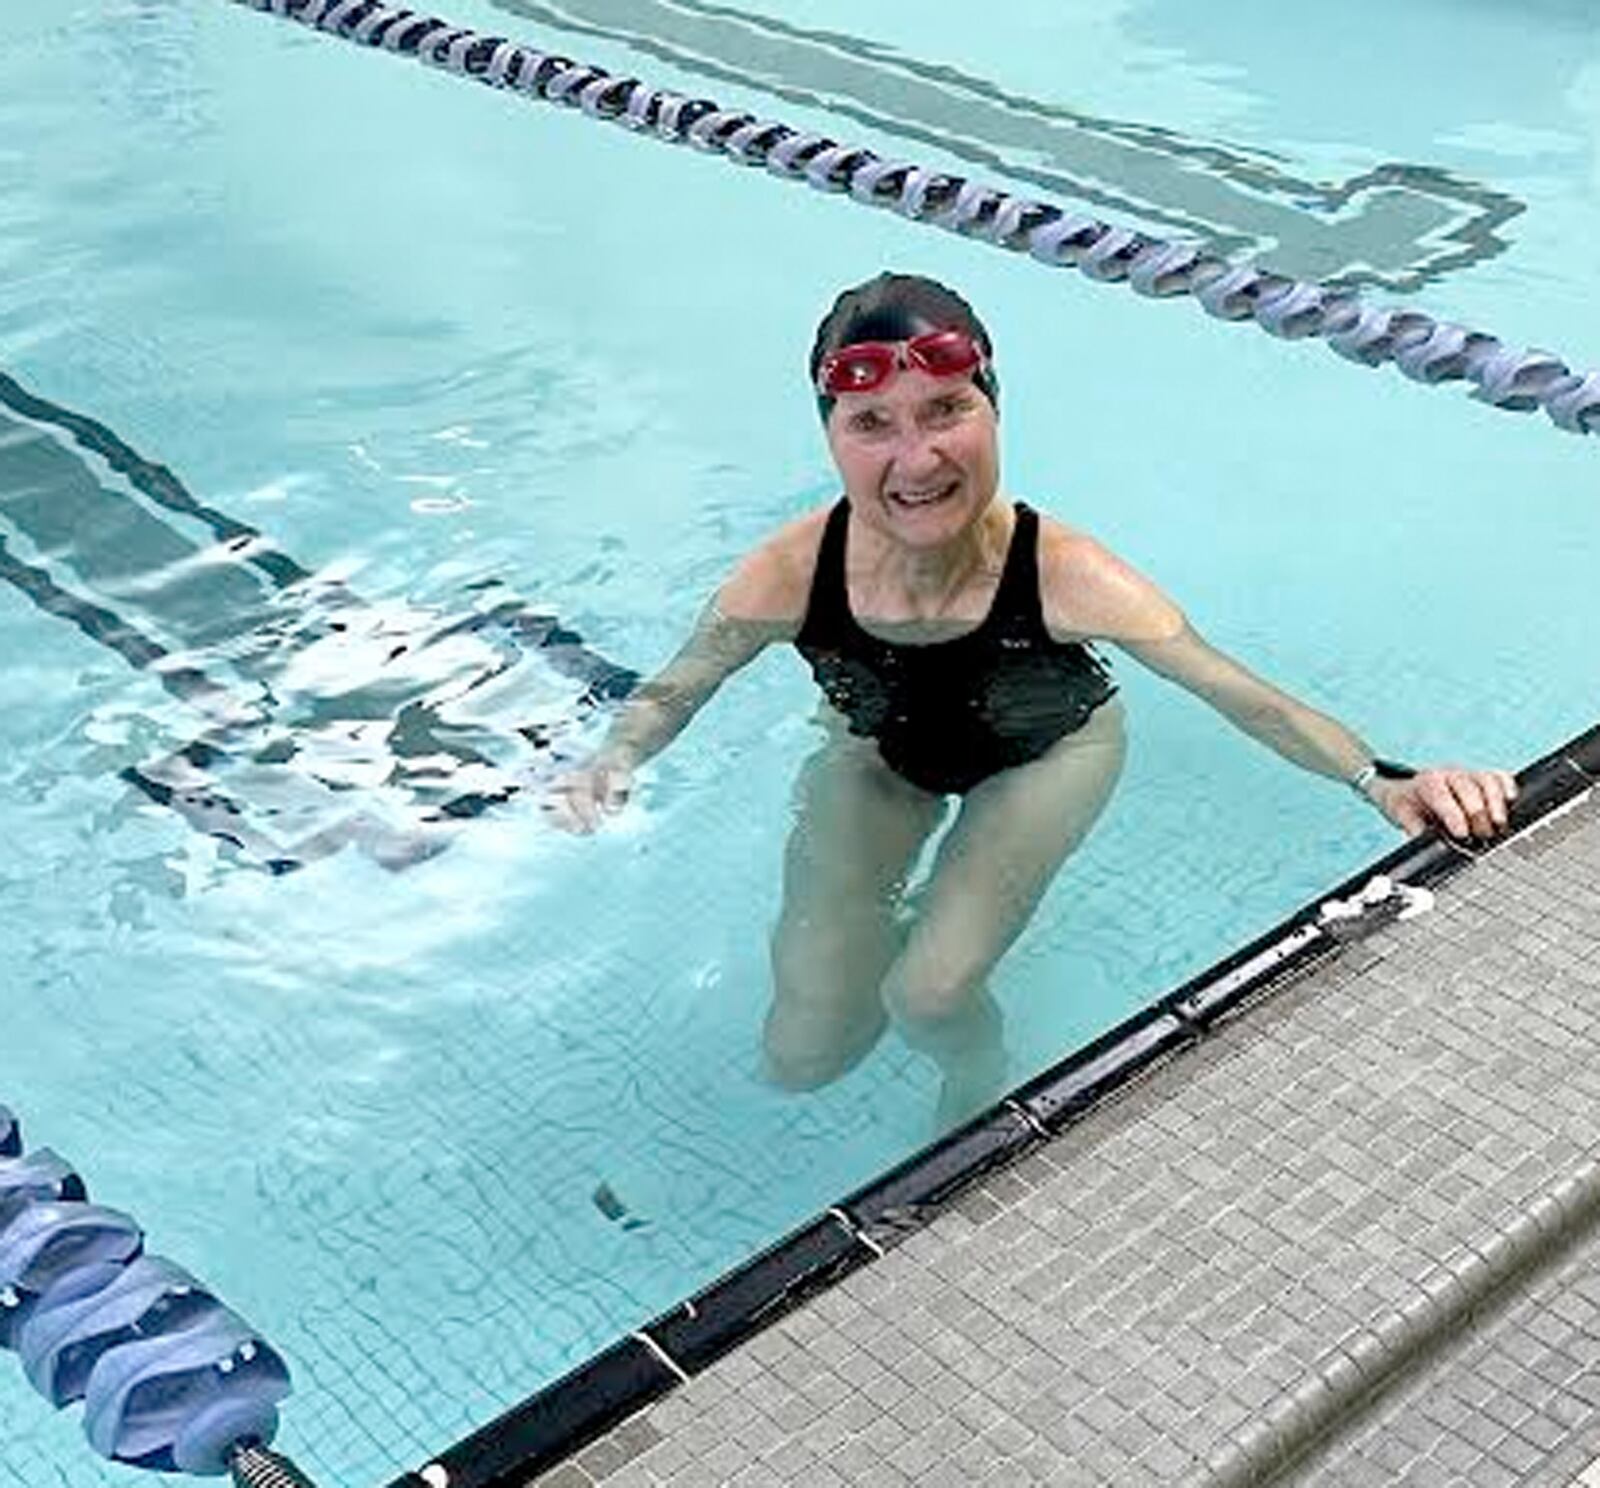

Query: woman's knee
[[761, 996, 887, 1091], [883, 958, 988, 1029]]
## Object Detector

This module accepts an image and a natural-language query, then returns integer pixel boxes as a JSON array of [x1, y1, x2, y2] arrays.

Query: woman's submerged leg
[[765, 729, 947, 1091], [882, 700, 1128, 1126]]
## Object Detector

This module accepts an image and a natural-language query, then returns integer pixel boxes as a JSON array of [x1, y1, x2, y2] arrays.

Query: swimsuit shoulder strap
[[990, 501, 1045, 634], [796, 498, 853, 646]]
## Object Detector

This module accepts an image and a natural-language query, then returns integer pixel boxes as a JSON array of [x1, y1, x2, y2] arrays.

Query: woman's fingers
[[1404, 773, 1465, 839], [1499, 769, 1521, 813], [543, 773, 596, 833], [1386, 789, 1430, 839], [1478, 770, 1515, 831], [543, 765, 635, 834], [1443, 771, 1490, 837], [600, 767, 633, 815], [1409, 767, 1520, 840]]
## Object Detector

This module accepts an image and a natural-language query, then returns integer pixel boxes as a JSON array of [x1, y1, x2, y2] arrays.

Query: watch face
[[1373, 758, 1418, 780]]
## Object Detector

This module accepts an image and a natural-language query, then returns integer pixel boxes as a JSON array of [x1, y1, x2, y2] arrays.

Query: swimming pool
[[3, 2, 1598, 1483]]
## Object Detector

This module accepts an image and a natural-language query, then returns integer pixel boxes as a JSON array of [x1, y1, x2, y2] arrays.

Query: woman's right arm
[[546, 535, 810, 832]]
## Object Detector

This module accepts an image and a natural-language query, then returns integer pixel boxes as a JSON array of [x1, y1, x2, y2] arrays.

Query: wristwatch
[[1349, 757, 1418, 796]]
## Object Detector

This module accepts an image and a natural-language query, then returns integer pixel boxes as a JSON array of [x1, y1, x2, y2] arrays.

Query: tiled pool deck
[[529, 784, 1600, 1487]]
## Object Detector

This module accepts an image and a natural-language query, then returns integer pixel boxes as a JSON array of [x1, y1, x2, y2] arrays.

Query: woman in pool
[[548, 272, 1516, 1122]]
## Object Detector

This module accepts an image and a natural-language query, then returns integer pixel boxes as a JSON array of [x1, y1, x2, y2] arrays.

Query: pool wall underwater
[[3, 0, 1600, 1478]]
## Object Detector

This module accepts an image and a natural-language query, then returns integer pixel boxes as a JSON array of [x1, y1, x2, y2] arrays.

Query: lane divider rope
[[232, 0, 1600, 438], [0, 1105, 316, 1484]]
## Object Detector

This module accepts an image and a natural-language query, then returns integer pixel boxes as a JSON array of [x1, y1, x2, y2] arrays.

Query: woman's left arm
[[1042, 530, 1517, 839], [1121, 621, 1516, 839]]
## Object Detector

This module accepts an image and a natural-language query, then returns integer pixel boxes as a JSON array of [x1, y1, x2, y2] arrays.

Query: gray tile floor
[[531, 785, 1600, 1487]]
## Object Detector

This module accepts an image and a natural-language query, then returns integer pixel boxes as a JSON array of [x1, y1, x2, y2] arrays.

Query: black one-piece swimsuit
[[794, 500, 1117, 795]]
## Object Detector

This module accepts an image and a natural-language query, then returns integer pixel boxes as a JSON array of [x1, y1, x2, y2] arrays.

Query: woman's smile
[[885, 479, 962, 511]]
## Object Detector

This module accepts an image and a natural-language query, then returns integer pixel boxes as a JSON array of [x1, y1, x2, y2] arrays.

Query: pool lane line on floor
[[233, 0, 1600, 438], [385, 719, 1600, 1488], [493, 0, 1521, 291], [0, 371, 312, 591], [0, 368, 637, 872]]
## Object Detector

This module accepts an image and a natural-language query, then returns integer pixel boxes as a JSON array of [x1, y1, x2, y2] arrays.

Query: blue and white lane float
[[230, 0, 1600, 438], [0, 1105, 317, 1486]]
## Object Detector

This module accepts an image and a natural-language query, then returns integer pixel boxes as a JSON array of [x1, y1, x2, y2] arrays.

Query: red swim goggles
[[816, 327, 987, 396]]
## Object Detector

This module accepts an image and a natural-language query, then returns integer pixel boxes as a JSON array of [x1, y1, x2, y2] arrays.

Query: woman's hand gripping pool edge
[[1364, 766, 1519, 842]]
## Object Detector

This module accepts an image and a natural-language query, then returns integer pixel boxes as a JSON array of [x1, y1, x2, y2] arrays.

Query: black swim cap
[[809, 272, 1000, 422]]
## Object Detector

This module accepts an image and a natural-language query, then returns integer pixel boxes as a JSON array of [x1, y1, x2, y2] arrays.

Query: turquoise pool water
[[2, 2, 1598, 1483]]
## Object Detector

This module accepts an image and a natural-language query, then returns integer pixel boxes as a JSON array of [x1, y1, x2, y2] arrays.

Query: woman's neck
[[854, 496, 1012, 619]]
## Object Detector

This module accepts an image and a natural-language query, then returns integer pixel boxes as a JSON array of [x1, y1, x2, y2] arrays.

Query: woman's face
[[824, 361, 1000, 550]]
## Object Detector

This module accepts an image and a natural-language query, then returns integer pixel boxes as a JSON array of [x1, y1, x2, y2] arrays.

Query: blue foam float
[[0, 1104, 297, 1480]]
